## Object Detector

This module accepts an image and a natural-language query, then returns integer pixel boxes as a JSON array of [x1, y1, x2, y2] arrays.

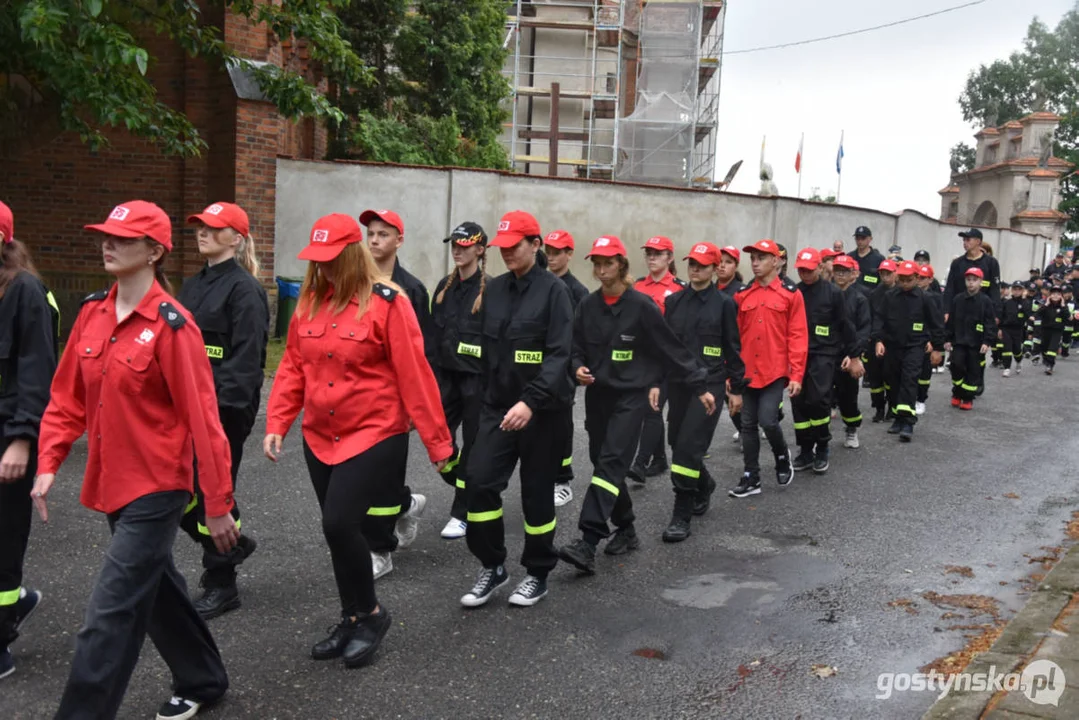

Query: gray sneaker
[[844, 428, 860, 449]]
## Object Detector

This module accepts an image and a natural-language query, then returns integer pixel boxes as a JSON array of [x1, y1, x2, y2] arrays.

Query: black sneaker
[[343, 607, 391, 668], [0, 647, 13, 680], [813, 447, 830, 474], [13, 588, 42, 633], [155, 696, 202, 720], [508, 575, 548, 607], [662, 515, 692, 543], [792, 451, 815, 472], [193, 583, 240, 620], [604, 526, 640, 556], [775, 454, 793, 486], [311, 615, 358, 660], [460, 565, 510, 607], [692, 476, 717, 516], [887, 419, 903, 434], [558, 539, 597, 575], [899, 423, 914, 442], [872, 406, 886, 423], [626, 462, 647, 486], [644, 459, 669, 478], [729, 473, 762, 498]]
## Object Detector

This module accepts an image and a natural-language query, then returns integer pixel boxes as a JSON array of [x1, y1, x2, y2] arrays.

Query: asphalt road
[[4, 359, 1079, 720]]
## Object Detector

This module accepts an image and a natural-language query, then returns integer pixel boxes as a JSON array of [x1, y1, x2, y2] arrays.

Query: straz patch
[[611, 349, 633, 362], [514, 350, 543, 364], [702, 346, 722, 357], [457, 342, 482, 358]]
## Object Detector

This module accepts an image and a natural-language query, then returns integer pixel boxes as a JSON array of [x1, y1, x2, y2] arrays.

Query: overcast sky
[[716, 0, 1075, 217]]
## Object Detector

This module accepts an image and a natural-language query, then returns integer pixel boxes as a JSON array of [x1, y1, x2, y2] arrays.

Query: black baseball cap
[[888, 244, 903, 255], [853, 226, 872, 237], [1030, 268, 1041, 275], [1056, 251, 1065, 258], [913, 249, 930, 261], [444, 221, 487, 246], [958, 228, 983, 240], [1011, 281, 1025, 289]]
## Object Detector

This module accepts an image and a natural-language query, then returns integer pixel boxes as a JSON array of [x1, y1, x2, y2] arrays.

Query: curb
[[922, 543, 1079, 719]]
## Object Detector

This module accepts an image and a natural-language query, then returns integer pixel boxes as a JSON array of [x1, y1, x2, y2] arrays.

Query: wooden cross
[[515, 83, 589, 176]]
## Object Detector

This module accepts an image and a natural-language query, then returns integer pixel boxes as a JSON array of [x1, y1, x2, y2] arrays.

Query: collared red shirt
[[735, 276, 808, 388], [633, 271, 686, 315], [38, 282, 235, 516]]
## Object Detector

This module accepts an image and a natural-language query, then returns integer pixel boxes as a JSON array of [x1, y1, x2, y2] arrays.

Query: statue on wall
[[759, 162, 778, 196], [1038, 128, 1055, 168]]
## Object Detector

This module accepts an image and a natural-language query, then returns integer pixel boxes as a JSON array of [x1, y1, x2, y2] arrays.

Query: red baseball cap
[[918, 264, 934, 278], [643, 236, 674, 252], [684, 242, 719, 265], [0, 201, 12, 244], [491, 211, 541, 248], [187, 202, 250, 236], [719, 245, 740, 262], [85, 200, 173, 251], [544, 230, 574, 250], [743, 239, 782, 257], [820, 248, 839, 260], [833, 255, 858, 271], [794, 247, 822, 271], [878, 259, 898, 273], [298, 213, 364, 262], [586, 235, 627, 258], [359, 209, 404, 236], [896, 261, 919, 276], [965, 267, 984, 279]]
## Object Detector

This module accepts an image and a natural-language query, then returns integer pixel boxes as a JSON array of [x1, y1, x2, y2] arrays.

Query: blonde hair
[[237, 233, 260, 276], [298, 241, 385, 320], [592, 255, 634, 291], [434, 250, 487, 314]]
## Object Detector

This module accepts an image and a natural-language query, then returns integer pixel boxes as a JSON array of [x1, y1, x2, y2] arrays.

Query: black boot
[[662, 495, 694, 543], [558, 538, 597, 575], [872, 405, 886, 423], [692, 474, 717, 516], [193, 570, 241, 620], [887, 418, 903, 434], [604, 526, 640, 555], [343, 607, 392, 668]]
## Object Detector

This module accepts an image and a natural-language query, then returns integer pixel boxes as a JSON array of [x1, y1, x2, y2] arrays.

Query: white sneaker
[[394, 494, 426, 548], [915, 402, 926, 416], [1002, 368, 1011, 377], [371, 551, 393, 580], [732, 430, 740, 443], [440, 517, 467, 539], [554, 484, 574, 507], [844, 429, 859, 449], [1016, 364, 1022, 375]]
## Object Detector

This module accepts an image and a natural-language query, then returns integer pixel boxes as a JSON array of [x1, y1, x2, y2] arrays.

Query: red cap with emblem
[[878, 259, 898, 273], [298, 213, 364, 262], [719, 245, 740, 263], [544, 230, 574, 250], [743, 239, 782, 257], [0, 201, 12, 244], [833, 255, 858, 270], [794, 247, 822, 271], [187, 202, 250, 236], [642, 236, 674, 252], [85, 200, 173, 251], [918, 264, 934, 278], [491, 211, 541, 248], [359, 209, 404, 236], [586, 235, 627, 258], [965, 267, 984, 279], [684, 242, 719, 265], [896, 261, 919, 276]]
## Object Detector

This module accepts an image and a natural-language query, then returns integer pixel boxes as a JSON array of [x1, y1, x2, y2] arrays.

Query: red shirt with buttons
[[38, 282, 236, 517], [266, 285, 453, 465], [735, 276, 809, 389], [633, 271, 685, 315]]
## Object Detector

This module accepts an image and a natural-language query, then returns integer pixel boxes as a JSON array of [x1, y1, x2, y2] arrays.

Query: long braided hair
[[435, 247, 487, 314]]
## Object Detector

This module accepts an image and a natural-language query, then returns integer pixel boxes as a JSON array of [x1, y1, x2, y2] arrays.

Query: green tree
[[808, 187, 837, 204], [1, 0, 367, 157], [949, 142, 976, 174], [955, 7, 1079, 237]]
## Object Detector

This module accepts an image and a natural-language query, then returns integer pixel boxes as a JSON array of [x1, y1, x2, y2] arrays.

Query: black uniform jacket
[[177, 258, 269, 413], [664, 283, 745, 393], [0, 271, 58, 440], [872, 286, 945, 350], [946, 292, 996, 348], [849, 247, 886, 289], [480, 263, 574, 412], [431, 271, 489, 375], [841, 283, 872, 359], [392, 258, 436, 367], [943, 253, 1002, 320], [572, 288, 707, 395], [557, 271, 590, 309], [717, 279, 745, 298], [798, 280, 856, 358], [1000, 297, 1030, 329], [1036, 300, 1071, 333]]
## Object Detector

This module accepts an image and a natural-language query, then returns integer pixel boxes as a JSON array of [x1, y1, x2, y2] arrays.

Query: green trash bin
[[275, 277, 303, 338]]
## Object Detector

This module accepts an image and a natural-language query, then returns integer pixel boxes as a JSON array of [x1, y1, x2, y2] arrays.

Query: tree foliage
[[949, 142, 976, 175], [808, 187, 837, 204], [956, 6, 1079, 237], [0, 0, 367, 157]]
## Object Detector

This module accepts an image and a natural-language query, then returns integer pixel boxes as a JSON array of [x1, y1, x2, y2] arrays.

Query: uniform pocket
[[337, 323, 382, 365], [114, 347, 154, 396]]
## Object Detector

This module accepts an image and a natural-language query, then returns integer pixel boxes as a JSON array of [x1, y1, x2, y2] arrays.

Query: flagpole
[[836, 130, 844, 203], [797, 132, 804, 199]]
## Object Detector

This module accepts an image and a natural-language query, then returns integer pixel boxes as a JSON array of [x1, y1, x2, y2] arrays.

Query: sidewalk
[[923, 544, 1079, 719]]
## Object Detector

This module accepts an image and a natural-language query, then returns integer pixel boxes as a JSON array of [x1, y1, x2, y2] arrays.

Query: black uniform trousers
[[740, 378, 790, 477], [0, 434, 36, 647], [1063, 322, 1073, 357], [437, 370, 483, 521], [917, 355, 932, 403], [1001, 328, 1024, 369], [949, 345, 985, 401], [1042, 329, 1063, 369], [557, 405, 575, 485], [792, 354, 837, 450], [833, 367, 862, 428], [883, 345, 923, 423], [667, 382, 722, 499], [632, 381, 667, 470], [578, 387, 649, 543], [56, 491, 228, 720], [180, 405, 253, 584], [465, 404, 563, 577], [866, 353, 887, 410]]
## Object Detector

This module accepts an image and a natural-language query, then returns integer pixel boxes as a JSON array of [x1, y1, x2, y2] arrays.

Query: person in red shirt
[[729, 239, 808, 498], [33, 200, 239, 720], [628, 235, 686, 483], [263, 214, 452, 669]]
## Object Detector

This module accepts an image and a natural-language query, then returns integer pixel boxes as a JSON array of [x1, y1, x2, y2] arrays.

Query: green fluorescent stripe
[[591, 476, 620, 497], [895, 404, 914, 413], [440, 451, 462, 474], [917, 379, 932, 385], [467, 508, 503, 523], [524, 518, 556, 535], [671, 464, 700, 479], [1003, 352, 1014, 357], [952, 378, 963, 385], [841, 414, 862, 423], [960, 383, 979, 391], [366, 505, 403, 517], [883, 383, 892, 391], [809, 417, 830, 427], [562, 456, 573, 467], [0, 587, 21, 606], [1046, 351, 1057, 357], [184, 495, 198, 514], [793, 420, 811, 430], [455, 478, 466, 489], [869, 387, 885, 394]]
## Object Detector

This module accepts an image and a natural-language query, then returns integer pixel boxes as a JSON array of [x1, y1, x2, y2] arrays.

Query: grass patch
[[266, 337, 286, 376]]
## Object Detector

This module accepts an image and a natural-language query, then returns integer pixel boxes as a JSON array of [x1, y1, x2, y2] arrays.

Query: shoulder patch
[[674, 277, 688, 287], [781, 277, 798, 293], [81, 289, 109, 306], [373, 282, 399, 301], [158, 301, 187, 330]]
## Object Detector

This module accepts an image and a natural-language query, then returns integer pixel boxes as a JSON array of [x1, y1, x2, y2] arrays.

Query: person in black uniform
[[1036, 285, 1070, 375], [873, 261, 944, 441], [945, 268, 997, 409], [544, 229, 588, 508], [459, 211, 574, 609], [849, 226, 886, 291], [430, 222, 490, 540], [914, 264, 942, 415], [359, 209, 430, 578], [0, 201, 58, 680], [943, 229, 1002, 324], [716, 245, 746, 443], [831, 255, 870, 450], [558, 236, 714, 573], [867, 260, 898, 420], [1000, 281, 1029, 377], [660, 243, 741, 542], [790, 248, 856, 474]]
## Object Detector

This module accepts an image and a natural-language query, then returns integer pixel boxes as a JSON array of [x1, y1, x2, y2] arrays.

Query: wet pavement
[[4, 360, 1079, 719]]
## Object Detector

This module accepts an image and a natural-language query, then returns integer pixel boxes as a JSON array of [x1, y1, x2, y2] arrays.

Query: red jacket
[[735, 276, 808, 389], [267, 284, 453, 465], [38, 282, 235, 516], [633, 272, 685, 315]]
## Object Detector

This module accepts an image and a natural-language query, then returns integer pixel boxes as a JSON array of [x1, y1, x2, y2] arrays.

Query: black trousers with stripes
[[666, 382, 723, 498]]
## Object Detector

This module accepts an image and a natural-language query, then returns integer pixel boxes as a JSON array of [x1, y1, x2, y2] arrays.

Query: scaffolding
[[502, 1, 725, 187]]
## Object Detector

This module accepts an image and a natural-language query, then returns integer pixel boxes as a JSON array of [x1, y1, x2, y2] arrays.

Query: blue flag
[[836, 132, 845, 174]]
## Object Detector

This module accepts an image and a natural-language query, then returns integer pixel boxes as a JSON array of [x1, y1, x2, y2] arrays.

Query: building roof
[[961, 156, 1075, 177], [1003, 121, 1024, 129], [938, 185, 960, 194], [1027, 168, 1062, 179], [1013, 209, 1069, 221], [974, 127, 1001, 138], [1020, 111, 1062, 123]]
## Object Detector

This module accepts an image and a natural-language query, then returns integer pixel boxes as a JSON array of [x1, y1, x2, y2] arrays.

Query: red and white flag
[[795, 133, 804, 174]]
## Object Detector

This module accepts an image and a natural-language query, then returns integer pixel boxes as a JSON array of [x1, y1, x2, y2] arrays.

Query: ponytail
[[435, 267, 459, 305], [619, 256, 635, 290], [237, 233, 260, 276], [471, 254, 487, 314], [154, 260, 174, 296]]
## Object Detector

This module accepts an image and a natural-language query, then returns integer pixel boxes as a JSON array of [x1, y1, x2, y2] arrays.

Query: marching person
[[627, 235, 686, 483], [945, 268, 996, 409], [544, 229, 589, 507], [177, 202, 268, 619], [716, 245, 746, 442], [0, 200, 58, 680], [1036, 284, 1070, 375], [914, 264, 942, 415], [264, 213, 452, 667], [558, 236, 713, 571], [943, 228, 1002, 324], [867, 259, 898, 421], [849, 226, 885, 290], [430, 222, 490, 540], [1000, 281, 1029, 377], [831, 255, 870, 449], [35, 200, 238, 720], [729, 240, 807, 498], [459, 211, 574, 608], [659, 242, 740, 542]]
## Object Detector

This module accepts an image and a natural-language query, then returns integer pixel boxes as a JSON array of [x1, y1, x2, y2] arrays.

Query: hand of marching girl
[[698, 392, 717, 416], [727, 392, 742, 415], [30, 473, 55, 522], [648, 387, 661, 411], [263, 433, 284, 462], [575, 366, 594, 386], [205, 514, 240, 555], [500, 401, 533, 432]]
